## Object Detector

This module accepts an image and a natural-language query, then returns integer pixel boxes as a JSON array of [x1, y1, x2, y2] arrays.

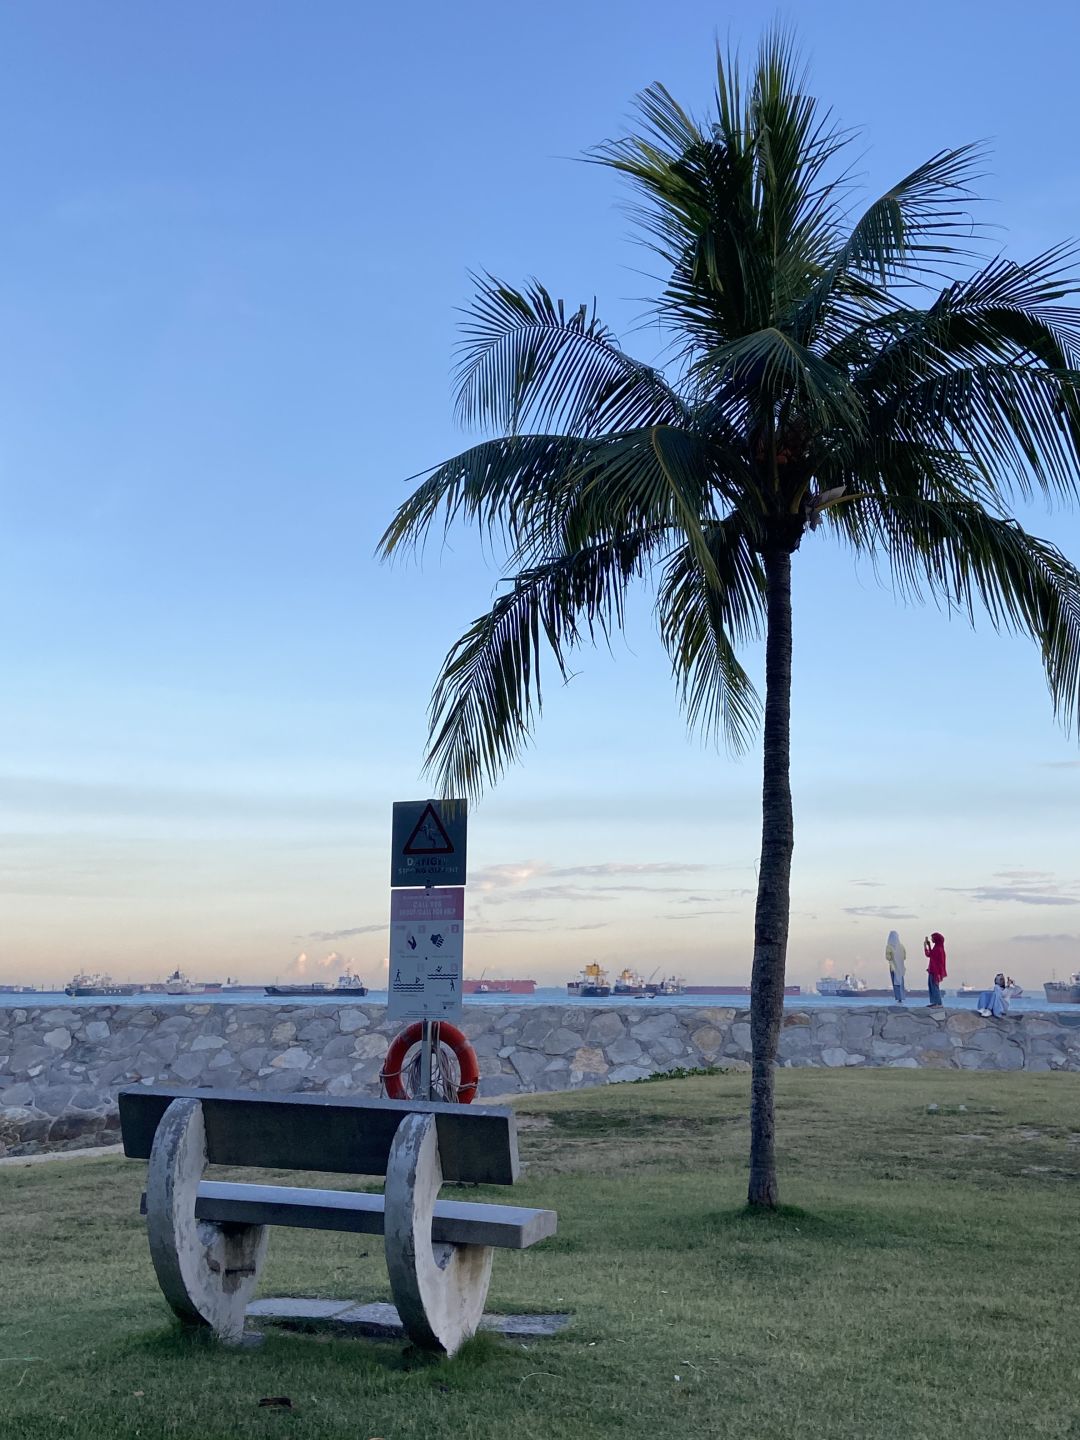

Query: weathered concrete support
[[383, 1111, 494, 1354], [145, 1097, 268, 1342]]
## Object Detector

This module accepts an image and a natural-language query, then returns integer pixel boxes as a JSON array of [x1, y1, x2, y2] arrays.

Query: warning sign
[[387, 887, 464, 1021], [403, 803, 454, 855], [391, 799, 467, 888]]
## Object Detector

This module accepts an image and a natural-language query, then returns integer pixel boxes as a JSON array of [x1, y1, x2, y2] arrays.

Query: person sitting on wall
[[977, 973, 1016, 1018]]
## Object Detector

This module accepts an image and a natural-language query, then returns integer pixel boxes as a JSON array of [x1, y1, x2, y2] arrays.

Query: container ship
[[462, 977, 536, 995], [567, 962, 611, 998]]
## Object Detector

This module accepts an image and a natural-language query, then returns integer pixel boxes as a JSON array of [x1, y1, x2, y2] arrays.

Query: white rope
[[383, 1029, 461, 1101]]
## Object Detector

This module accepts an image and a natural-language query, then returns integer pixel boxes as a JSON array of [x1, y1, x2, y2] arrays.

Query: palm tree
[[380, 30, 1080, 1207]]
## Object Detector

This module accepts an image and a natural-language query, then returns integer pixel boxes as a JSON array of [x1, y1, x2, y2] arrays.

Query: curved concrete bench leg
[[384, 1112, 494, 1355], [146, 1097, 269, 1343]]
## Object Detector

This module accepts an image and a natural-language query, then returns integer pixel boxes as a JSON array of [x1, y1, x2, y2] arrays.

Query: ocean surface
[[0, 986, 1074, 1013]]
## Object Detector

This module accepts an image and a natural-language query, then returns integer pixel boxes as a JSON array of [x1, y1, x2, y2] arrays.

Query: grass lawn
[[2, 1068, 1079, 1439]]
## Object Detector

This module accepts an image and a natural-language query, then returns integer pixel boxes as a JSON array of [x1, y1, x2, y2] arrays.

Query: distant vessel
[[816, 974, 868, 997], [462, 977, 536, 995], [138, 970, 223, 995], [954, 983, 980, 997], [1044, 975, 1080, 1004], [567, 962, 611, 998], [265, 973, 369, 997], [65, 971, 139, 997], [648, 975, 685, 997], [0, 984, 37, 994], [613, 968, 648, 997]]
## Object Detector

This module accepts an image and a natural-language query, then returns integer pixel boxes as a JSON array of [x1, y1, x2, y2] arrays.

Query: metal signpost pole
[[388, 800, 468, 1102], [419, 1019, 433, 1099]]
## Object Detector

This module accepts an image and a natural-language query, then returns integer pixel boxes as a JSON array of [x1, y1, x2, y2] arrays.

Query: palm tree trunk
[[747, 547, 794, 1209]]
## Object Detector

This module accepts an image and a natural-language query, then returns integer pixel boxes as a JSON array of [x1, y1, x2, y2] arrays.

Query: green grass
[[3, 1069, 1080, 1439]]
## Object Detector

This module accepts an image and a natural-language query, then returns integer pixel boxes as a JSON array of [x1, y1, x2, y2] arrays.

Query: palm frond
[[379, 434, 588, 557], [844, 497, 1080, 730], [424, 534, 664, 796], [454, 276, 687, 436], [657, 519, 766, 750], [696, 326, 867, 439]]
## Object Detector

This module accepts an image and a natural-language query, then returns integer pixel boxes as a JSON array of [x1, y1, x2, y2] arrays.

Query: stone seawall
[[2, 1000, 1079, 1156]]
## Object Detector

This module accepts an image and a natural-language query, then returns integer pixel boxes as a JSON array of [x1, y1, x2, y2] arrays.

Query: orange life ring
[[381, 1021, 480, 1104]]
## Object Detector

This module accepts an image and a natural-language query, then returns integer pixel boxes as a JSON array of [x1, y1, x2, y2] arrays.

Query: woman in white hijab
[[886, 931, 906, 1004]]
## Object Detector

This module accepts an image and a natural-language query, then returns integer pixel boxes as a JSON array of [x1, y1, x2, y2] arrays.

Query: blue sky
[[2, 1, 1079, 991]]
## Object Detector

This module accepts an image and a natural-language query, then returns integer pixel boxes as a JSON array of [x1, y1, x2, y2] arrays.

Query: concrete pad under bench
[[248, 1297, 571, 1341]]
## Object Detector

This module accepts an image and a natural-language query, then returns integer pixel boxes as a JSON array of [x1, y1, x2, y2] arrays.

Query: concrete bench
[[119, 1086, 557, 1355]]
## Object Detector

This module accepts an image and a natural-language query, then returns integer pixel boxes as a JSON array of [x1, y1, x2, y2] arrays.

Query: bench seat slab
[[176, 1181, 557, 1249]]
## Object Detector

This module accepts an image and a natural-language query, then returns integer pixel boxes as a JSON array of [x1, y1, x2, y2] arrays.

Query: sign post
[[388, 800, 468, 1100]]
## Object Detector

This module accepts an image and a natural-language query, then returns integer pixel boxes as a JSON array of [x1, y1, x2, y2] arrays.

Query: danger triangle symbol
[[403, 803, 454, 856]]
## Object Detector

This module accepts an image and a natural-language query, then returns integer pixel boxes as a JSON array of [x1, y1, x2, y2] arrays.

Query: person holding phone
[[924, 932, 947, 1007]]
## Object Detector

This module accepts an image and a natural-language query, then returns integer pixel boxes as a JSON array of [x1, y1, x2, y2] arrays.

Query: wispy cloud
[[843, 905, 917, 919], [942, 870, 1080, 907], [468, 920, 608, 936], [549, 861, 716, 878], [849, 879, 884, 888], [306, 924, 385, 941], [481, 885, 619, 906], [662, 908, 735, 921], [1039, 761, 1080, 769], [470, 859, 721, 893], [1010, 933, 1080, 943]]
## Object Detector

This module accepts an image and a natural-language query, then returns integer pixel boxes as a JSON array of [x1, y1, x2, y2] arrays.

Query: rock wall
[[2, 1000, 1079, 1156]]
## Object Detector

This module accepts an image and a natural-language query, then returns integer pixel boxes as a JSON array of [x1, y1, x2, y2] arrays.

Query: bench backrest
[[118, 1086, 520, 1185]]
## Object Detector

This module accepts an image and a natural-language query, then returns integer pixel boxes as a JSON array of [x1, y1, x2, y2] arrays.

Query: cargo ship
[[265, 973, 369, 997], [139, 970, 224, 995], [613, 968, 648, 997], [567, 962, 611, 998], [1044, 974, 1080, 1004], [683, 983, 801, 996], [816, 975, 867, 997], [64, 971, 139, 997], [462, 977, 537, 995]]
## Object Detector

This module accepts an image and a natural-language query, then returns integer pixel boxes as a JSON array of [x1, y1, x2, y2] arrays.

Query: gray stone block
[[542, 1027, 582, 1057], [608, 1064, 653, 1083], [605, 1036, 644, 1065], [510, 1049, 548, 1087], [271, 1047, 312, 1071], [171, 1052, 210, 1083], [353, 1033, 389, 1061], [586, 1012, 624, 1045], [629, 1013, 680, 1043], [190, 1034, 227, 1052], [729, 1023, 751, 1052]]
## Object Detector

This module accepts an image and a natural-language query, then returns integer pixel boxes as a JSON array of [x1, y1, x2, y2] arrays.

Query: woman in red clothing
[[924, 932, 947, 1007]]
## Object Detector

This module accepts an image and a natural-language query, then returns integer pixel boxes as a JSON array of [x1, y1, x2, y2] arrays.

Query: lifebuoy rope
[[381, 1021, 480, 1104]]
